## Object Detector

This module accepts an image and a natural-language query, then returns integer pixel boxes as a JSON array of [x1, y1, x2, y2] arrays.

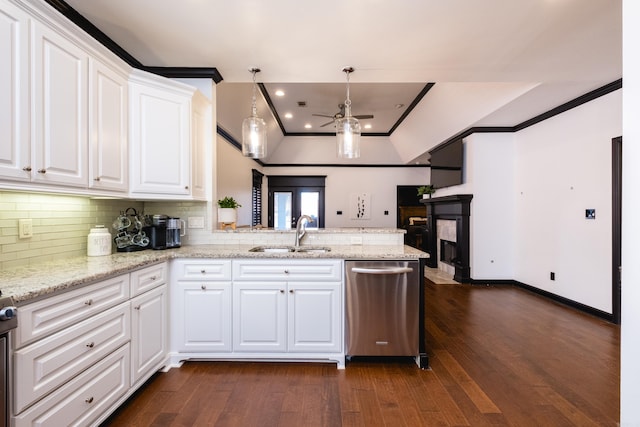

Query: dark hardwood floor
[[102, 282, 620, 426]]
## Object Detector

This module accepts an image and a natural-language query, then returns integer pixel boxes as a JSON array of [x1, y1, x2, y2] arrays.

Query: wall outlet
[[188, 216, 205, 229], [19, 219, 33, 238], [350, 236, 363, 245]]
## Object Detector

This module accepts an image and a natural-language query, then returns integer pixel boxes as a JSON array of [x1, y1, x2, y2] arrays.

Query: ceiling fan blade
[[312, 113, 335, 118], [354, 114, 374, 120], [320, 120, 335, 127]]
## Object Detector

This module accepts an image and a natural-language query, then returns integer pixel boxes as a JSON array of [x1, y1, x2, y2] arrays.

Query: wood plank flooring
[[102, 282, 620, 426]]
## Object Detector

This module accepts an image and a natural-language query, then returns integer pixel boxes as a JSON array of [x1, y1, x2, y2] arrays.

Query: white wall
[[513, 91, 621, 313], [621, 0, 640, 423], [264, 166, 427, 228]]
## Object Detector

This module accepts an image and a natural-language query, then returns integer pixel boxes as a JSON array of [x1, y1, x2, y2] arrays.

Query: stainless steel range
[[0, 296, 17, 427]]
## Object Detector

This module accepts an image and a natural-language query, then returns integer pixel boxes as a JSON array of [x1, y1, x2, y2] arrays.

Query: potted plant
[[217, 196, 242, 227], [417, 185, 435, 199]]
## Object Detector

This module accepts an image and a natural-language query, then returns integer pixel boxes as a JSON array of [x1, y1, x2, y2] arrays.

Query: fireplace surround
[[420, 194, 473, 282]]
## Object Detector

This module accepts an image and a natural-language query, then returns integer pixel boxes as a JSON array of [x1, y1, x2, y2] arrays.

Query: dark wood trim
[[263, 163, 428, 168], [512, 281, 614, 322], [388, 83, 435, 134], [42, 0, 223, 83], [612, 136, 622, 324], [144, 67, 223, 83]]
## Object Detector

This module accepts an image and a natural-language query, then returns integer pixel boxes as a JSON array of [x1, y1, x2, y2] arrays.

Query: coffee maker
[[147, 215, 185, 249]]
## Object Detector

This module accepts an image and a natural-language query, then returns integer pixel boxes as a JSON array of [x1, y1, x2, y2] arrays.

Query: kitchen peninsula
[[2, 228, 427, 426]]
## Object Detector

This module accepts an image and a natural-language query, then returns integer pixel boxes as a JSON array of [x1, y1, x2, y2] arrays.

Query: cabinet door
[[174, 281, 232, 352], [233, 282, 287, 352], [0, 0, 30, 181], [88, 58, 128, 192], [32, 20, 88, 187], [131, 284, 167, 386], [190, 91, 210, 200], [129, 81, 191, 196], [288, 282, 342, 353]]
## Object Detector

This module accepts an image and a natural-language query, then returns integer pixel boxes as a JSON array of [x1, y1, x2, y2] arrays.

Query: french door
[[267, 176, 325, 229]]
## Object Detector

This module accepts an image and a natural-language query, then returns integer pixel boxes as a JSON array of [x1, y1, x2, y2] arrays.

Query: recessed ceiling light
[[284, 113, 293, 119], [364, 124, 372, 129], [304, 123, 312, 129], [395, 103, 405, 109], [275, 90, 285, 97]]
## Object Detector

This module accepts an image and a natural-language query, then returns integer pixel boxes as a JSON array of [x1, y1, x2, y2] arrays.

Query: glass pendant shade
[[336, 115, 361, 159], [242, 115, 267, 158]]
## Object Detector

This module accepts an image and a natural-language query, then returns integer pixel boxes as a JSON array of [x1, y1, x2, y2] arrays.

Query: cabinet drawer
[[13, 344, 130, 427], [15, 274, 129, 349], [233, 260, 342, 281], [14, 303, 131, 414], [130, 262, 167, 296], [172, 259, 231, 281]]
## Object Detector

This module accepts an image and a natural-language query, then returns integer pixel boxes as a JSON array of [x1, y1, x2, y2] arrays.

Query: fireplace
[[440, 240, 457, 266], [420, 194, 473, 282]]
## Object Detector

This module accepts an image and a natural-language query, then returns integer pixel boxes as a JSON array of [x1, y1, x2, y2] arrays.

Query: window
[[267, 176, 326, 229], [252, 169, 264, 226]]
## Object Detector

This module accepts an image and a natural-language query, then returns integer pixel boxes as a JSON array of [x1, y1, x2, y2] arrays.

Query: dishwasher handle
[[351, 267, 414, 275]]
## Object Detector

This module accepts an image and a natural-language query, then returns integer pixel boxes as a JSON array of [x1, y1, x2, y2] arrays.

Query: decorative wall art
[[350, 192, 371, 220]]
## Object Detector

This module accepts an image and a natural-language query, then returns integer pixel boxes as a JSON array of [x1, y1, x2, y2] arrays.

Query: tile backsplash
[[0, 191, 143, 269]]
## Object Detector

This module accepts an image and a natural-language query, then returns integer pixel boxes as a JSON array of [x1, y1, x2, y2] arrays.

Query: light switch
[[188, 216, 205, 229]]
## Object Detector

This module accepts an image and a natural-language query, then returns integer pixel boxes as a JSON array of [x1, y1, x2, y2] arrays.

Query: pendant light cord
[[251, 69, 258, 117]]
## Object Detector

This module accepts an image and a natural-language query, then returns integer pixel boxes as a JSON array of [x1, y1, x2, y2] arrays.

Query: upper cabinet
[[31, 20, 88, 187], [88, 58, 129, 192], [129, 69, 211, 200], [0, 0, 31, 181]]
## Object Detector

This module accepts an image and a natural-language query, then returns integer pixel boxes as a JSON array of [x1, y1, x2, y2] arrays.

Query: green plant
[[217, 196, 242, 208], [417, 185, 435, 196]]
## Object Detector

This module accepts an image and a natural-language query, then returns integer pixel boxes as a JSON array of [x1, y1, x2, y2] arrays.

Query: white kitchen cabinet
[[170, 260, 232, 353], [129, 69, 194, 198], [0, 0, 30, 181], [31, 19, 88, 187], [233, 282, 287, 352], [232, 260, 343, 354], [131, 284, 167, 386], [190, 89, 211, 201], [88, 57, 128, 192], [13, 303, 131, 414], [13, 344, 130, 427]]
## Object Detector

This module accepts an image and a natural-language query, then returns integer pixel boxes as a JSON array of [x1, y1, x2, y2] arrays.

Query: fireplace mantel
[[420, 194, 473, 282]]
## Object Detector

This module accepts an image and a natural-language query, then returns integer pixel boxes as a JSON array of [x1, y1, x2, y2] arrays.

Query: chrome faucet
[[294, 215, 314, 247]]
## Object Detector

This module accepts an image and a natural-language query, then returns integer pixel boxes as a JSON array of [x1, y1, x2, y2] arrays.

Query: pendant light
[[335, 67, 361, 159], [242, 67, 267, 158]]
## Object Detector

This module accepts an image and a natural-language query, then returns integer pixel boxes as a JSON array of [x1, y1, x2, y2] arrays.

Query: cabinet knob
[[200, 269, 206, 274], [150, 275, 157, 280], [289, 289, 294, 294], [86, 342, 95, 348], [84, 299, 93, 306], [134, 305, 141, 310], [201, 284, 206, 290], [22, 166, 32, 172], [280, 289, 285, 293], [85, 397, 94, 404], [94, 177, 101, 181], [37, 168, 46, 174], [284, 270, 289, 274], [185, 186, 189, 190]]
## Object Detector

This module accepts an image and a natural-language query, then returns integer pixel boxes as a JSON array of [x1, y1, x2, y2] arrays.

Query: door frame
[[612, 136, 622, 324], [267, 175, 326, 228]]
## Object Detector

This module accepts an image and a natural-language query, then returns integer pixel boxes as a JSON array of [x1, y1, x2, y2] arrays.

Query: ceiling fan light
[[242, 67, 267, 158], [336, 116, 361, 159]]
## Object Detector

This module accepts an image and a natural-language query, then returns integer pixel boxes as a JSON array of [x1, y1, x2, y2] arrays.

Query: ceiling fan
[[313, 103, 374, 127]]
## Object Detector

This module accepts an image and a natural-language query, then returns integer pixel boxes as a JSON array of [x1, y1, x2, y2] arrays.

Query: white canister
[[87, 225, 112, 256]]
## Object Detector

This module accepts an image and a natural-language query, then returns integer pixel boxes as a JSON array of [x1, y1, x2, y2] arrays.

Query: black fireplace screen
[[440, 240, 457, 266]]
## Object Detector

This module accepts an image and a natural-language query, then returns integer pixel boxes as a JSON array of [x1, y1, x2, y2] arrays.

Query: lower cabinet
[[169, 259, 344, 367], [12, 262, 168, 426], [233, 281, 341, 353]]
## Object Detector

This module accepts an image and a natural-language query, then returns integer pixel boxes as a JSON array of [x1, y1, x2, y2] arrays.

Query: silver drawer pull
[[289, 289, 294, 294], [94, 177, 100, 181], [201, 284, 206, 290], [22, 166, 32, 172], [84, 299, 93, 306], [284, 270, 289, 274], [86, 342, 95, 348], [37, 168, 46, 174], [150, 275, 157, 280], [201, 269, 206, 274], [85, 397, 94, 404], [280, 289, 285, 293]]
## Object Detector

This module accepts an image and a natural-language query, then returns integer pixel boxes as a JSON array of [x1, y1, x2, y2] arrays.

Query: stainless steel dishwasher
[[346, 260, 427, 367]]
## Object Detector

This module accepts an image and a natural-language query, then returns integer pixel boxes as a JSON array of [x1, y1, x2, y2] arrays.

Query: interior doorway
[[267, 176, 326, 229]]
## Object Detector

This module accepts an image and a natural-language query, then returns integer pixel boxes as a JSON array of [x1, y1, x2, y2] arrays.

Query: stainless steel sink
[[248, 246, 331, 253], [249, 246, 296, 253]]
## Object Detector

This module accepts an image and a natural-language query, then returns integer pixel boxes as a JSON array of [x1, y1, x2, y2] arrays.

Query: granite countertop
[[1, 244, 427, 304]]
